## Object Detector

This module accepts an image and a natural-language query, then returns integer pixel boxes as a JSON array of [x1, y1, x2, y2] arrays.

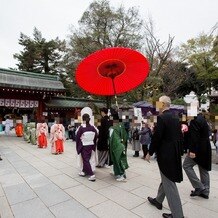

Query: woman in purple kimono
[[76, 113, 98, 181]]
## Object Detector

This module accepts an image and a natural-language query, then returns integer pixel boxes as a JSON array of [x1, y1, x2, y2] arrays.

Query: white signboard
[[30, 100, 34, 108], [133, 107, 143, 123], [25, 100, 30, 108], [34, 101, 39, 107], [20, 100, 25, 108], [134, 108, 142, 117], [0, 99, 39, 108], [5, 99, 10, 107], [0, 99, 4, 106], [10, 99, 15, 107], [15, 99, 20, 107]]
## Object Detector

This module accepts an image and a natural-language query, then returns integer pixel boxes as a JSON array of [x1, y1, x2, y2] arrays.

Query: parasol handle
[[111, 78, 119, 109], [114, 95, 119, 109]]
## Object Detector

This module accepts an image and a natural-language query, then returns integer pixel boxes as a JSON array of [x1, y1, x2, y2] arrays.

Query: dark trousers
[[156, 172, 184, 218], [134, 151, 139, 156], [68, 130, 73, 139], [142, 144, 148, 157], [183, 155, 210, 195]]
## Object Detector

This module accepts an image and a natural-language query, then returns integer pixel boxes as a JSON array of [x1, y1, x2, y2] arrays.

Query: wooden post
[[36, 100, 45, 121]]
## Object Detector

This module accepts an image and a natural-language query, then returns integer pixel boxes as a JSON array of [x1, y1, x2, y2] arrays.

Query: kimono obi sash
[[81, 131, 95, 146]]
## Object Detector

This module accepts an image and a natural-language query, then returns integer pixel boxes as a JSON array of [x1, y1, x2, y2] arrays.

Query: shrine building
[[0, 68, 105, 125]]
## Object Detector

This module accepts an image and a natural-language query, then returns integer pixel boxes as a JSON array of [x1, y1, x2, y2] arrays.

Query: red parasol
[[75, 47, 150, 97]]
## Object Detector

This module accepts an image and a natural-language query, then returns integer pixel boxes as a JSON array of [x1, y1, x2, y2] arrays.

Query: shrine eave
[[0, 68, 65, 92], [45, 98, 106, 109], [0, 83, 65, 92]]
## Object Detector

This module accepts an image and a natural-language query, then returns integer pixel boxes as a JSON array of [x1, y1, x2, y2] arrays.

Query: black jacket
[[189, 114, 212, 171], [149, 110, 183, 182], [97, 115, 111, 151]]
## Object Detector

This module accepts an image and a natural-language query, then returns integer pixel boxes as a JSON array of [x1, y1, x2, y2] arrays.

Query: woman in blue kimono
[[76, 113, 98, 182]]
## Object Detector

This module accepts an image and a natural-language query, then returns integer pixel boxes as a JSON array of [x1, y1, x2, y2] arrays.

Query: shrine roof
[[0, 68, 65, 92], [45, 97, 106, 109]]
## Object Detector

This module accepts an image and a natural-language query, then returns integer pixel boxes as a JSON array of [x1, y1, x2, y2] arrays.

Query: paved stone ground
[[0, 132, 218, 218], [212, 146, 218, 164]]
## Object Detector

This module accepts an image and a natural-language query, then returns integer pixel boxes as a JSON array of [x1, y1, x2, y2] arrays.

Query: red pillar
[[36, 100, 45, 121]]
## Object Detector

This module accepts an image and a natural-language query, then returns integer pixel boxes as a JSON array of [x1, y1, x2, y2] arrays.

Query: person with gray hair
[[146, 96, 184, 218], [159, 95, 171, 105]]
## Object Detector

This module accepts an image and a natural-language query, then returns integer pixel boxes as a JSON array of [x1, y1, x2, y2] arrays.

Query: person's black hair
[[110, 108, 119, 120], [100, 107, 108, 114], [82, 113, 90, 125]]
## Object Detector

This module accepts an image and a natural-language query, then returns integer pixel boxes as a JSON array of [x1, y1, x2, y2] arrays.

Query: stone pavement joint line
[[0, 134, 218, 218]]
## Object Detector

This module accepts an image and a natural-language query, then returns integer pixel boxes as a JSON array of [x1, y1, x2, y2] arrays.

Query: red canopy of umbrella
[[75, 47, 150, 96]]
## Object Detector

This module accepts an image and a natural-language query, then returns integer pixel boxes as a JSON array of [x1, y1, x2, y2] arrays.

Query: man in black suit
[[146, 96, 184, 218], [183, 111, 211, 199], [96, 108, 111, 167]]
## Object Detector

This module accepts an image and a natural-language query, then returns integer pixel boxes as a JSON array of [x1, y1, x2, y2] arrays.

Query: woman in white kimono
[[76, 113, 98, 181], [50, 122, 65, 154]]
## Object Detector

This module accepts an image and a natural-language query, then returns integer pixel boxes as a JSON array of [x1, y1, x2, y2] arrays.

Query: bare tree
[[144, 17, 174, 76], [130, 17, 174, 101]]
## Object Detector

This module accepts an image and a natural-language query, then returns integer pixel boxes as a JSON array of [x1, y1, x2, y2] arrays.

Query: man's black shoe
[[147, 197, 162, 210], [0, 156, 2, 161], [199, 193, 209, 199], [96, 165, 102, 168], [162, 213, 173, 218], [190, 189, 209, 199], [190, 188, 205, 197], [190, 188, 206, 197]]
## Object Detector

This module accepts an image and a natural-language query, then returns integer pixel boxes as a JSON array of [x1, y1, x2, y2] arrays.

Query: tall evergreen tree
[[14, 27, 66, 75]]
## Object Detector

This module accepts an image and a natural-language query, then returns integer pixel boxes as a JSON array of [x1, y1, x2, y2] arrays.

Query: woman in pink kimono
[[50, 123, 65, 154], [36, 122, 48, 148]]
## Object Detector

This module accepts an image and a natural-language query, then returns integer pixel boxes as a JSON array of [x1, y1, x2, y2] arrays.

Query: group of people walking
[[131, 122, 152, 158], [77, 96, 211, 218], [1, 95, 213, 218], [145, 96, 212, 218], [76, 95, 212, 218], [36, 121, 65, 155], [76, 108, 129, 182]]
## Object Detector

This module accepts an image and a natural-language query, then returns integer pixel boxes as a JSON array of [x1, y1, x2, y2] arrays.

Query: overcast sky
[[0, 0, 217, 69]]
